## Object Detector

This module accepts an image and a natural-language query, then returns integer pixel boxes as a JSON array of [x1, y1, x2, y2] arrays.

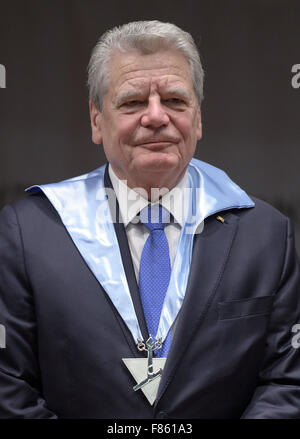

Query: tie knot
[[140, 204, 170, 231]]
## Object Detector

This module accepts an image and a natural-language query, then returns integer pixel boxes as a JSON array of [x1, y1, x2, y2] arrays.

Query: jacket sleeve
[[241, 217, 300, 418], [0, 204, 58, 418]]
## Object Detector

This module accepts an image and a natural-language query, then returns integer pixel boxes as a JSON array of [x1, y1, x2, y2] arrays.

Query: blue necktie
[[139, 204, 171, 357]]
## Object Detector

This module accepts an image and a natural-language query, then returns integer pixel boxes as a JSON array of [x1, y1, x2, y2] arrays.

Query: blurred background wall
[[0, 0, 299, 254]]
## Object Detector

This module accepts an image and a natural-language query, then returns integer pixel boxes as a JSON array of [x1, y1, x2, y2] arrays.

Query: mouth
[[136, 140, 177, 150]]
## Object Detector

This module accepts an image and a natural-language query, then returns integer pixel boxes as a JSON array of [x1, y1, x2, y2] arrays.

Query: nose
[[140, 97, 170, 128]]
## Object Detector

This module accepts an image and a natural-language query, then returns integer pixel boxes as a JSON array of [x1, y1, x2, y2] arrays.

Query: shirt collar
[[108, 164, 188, 228]]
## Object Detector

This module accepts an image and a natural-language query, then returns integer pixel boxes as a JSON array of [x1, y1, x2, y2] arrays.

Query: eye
[[122, 100, 144, 107], [162, 97, 188, 111], [165, 98, 183, 104], [163, 98, 187, 107]]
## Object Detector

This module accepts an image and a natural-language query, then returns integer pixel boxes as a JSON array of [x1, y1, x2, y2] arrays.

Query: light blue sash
[[26, 158, 254, 344]]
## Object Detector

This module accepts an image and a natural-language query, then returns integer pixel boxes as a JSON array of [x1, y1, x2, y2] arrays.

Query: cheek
[[174, 114, 197, 141], [115, 115, 140, 144]]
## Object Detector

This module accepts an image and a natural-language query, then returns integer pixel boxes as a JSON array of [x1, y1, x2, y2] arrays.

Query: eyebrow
[[162, 88, 192, 101], [113, 90, 144, 107]]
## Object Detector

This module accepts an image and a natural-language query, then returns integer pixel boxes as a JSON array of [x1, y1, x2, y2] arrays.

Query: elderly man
[[0, 20, 300, 419]]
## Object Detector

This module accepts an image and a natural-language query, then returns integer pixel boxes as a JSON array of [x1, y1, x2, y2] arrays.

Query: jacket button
[[156, 411, 168, 419]]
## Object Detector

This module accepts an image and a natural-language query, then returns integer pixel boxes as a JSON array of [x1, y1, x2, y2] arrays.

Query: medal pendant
[[122, 335, 166, 405]]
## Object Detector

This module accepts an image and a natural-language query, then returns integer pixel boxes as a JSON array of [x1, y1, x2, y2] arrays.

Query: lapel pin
[[216, 215, 225, 223]]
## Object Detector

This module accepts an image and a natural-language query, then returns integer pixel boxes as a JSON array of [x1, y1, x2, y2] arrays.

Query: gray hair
[[87, 20, 204, 110]]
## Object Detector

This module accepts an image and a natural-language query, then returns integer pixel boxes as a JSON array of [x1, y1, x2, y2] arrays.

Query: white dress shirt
[[108, 164, 188, 282]]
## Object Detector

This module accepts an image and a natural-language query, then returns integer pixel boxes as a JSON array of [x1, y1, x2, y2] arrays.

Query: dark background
[[0, 0, 299, 254]]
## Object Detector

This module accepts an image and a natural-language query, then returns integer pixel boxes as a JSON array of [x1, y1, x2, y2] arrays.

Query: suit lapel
[[155, 211, 239, 405]]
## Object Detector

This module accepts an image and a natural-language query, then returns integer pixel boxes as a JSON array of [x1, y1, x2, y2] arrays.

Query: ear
[[89, 100, 103, 145], [196, 105, 202, 140]]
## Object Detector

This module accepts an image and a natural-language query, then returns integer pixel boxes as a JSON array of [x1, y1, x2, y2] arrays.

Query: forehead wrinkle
[[119, 73, 190, 93], [114, 62, 191, 88], [114, 66, 169, 89], [118, 61, 186, 76], [110, 59, 195, 107], [114, 78, 149, 100]]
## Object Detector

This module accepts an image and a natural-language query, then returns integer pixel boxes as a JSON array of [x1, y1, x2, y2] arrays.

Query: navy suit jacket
[[0, 167, 300, 418]]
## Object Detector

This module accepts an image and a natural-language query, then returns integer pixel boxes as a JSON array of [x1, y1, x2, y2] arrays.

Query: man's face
[[90, 48, 202, 191]]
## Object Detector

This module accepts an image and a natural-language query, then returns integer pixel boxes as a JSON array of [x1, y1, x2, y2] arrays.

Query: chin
[[136, 152, 180, 172]]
